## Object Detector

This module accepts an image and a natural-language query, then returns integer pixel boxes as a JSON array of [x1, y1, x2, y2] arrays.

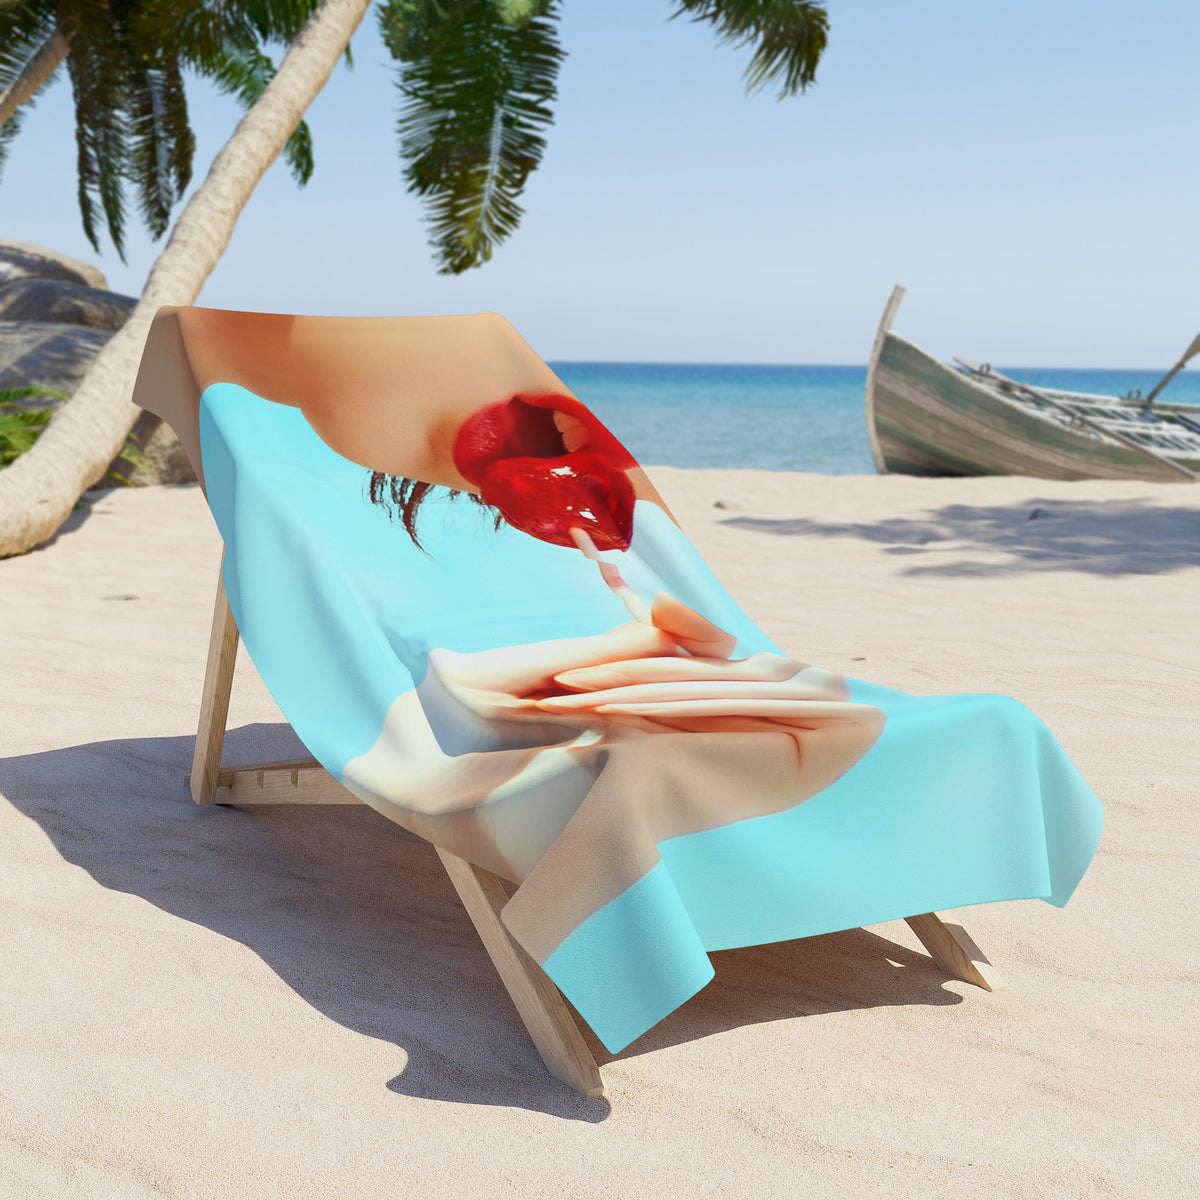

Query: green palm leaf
[[126, 58, 196, 239], [0, 408, 50, 467], [0, 389, 62, 467], [0, 94, 25, 180], [1, 0, 324, 255], [64, 0, 134, 258], [133, 0, 320, 187], [203, 37, 315, 185], [0, 3, 59, 183], [672, 0, 829, 98], [380, 0, 565, 274], [0, 389, 147, 480]]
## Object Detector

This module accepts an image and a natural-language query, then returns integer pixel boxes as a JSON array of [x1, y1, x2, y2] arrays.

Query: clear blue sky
[[5, 0, 1199, 366]]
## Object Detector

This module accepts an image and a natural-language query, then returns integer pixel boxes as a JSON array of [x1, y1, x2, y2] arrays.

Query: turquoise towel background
[[199, 382, 1103, 1052]]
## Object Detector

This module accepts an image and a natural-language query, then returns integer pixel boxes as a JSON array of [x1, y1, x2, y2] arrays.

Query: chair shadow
[[723, 496, 1200, 577], [592, 927, 962, 1070], [1, 724, 968, 1120]]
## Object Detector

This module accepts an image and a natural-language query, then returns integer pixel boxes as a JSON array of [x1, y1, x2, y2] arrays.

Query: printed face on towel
[[132, 307, 661, 551], [123, 305, 1104, 1058]]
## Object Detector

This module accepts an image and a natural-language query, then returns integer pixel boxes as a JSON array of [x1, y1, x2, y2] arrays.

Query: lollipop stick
[[569, 527, 651, 623]]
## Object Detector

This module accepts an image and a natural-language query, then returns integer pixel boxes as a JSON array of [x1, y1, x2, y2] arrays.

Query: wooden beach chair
[[185, 553, 1006, 1099]]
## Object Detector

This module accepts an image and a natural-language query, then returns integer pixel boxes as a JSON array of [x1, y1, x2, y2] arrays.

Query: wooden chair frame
[[187, 555, 1005, 1098]]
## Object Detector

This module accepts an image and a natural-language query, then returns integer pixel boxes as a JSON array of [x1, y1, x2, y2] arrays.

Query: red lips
[[452, 395, 637, 551]]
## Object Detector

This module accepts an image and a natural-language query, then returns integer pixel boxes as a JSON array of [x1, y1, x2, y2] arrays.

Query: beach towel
[[133, 307, 1104, 1053]]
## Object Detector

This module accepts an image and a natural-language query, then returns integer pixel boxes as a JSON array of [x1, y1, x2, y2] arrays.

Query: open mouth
[[452, 395, 638, 551]]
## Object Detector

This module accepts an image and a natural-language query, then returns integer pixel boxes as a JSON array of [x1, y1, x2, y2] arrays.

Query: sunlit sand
[[2, 470, 1196, 1198]]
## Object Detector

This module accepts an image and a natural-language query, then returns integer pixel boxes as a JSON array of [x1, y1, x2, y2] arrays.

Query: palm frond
[[204, 39, 315, 185], [0, 385, 70, 403], [380, 0, 565, 274], [0, 393, 148, 479], [0, 3, 58, 85], [135, 1, 257, 71], [64, 0, 133, 258], [130, 0, 316, 188], [0, 92, 29, 181], [0, 399, 52, 467], [233, 0, 322, 44], [2, 0, 325, 251], [380, 0, 474, 61], [0, 2, 59, 183], [672, 0, 829, 98], [126, 58, 195, 238], [494, 0, 554, 26], [0, 111, 22, 179]]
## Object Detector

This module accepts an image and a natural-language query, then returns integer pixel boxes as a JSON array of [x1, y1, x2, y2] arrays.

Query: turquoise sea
[[549, 362, 1200, 475]]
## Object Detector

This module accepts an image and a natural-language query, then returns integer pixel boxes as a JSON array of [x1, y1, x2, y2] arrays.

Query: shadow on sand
[[724, 496, 1200, 577], [1, 723, 968, 1119]]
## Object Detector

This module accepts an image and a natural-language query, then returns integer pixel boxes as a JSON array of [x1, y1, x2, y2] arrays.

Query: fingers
[[433, 594, 740, 700], [555, 651, 802, 692], [589, 698, 882, 724], [538, 675, 837, 712], [650, 593, 738, 659], [432, 623, 676, 695]]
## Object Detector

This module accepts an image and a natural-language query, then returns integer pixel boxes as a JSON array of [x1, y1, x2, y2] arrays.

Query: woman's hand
[[428, 593, 735, 699], [429, 592, 856, 734], [535, 595, 857, 733]]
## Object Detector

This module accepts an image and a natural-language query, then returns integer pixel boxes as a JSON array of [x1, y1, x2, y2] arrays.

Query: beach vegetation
[[0, 0, 829, 557], [0, 0, 323, 260], [0, 385, 148, 480]]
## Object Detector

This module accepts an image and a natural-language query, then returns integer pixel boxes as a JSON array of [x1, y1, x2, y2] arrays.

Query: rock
[[0, 321, 113, 400], [96, 410, 197, 488], [0, 277, 136, 330], [0, 242, 195, 487], [0, 238, 108, 290], [0, 324, 197, 487]]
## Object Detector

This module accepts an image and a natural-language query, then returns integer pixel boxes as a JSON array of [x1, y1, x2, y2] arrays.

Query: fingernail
[[598, 562, 629, 589]]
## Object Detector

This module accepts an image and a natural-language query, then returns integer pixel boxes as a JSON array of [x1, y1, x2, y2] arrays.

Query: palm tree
[[382, 0, 828, 273], [0, 0, 322, 258], [0, 0, 829, 557]]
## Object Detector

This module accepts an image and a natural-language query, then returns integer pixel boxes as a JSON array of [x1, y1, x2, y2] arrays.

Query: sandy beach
[[1, 469, 1196, 1199]]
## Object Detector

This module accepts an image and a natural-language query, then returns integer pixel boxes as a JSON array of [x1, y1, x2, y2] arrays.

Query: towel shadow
[[595, 927, 963, 1071], [1, 724, 969, 1118], [724, 497, 1200, 576]]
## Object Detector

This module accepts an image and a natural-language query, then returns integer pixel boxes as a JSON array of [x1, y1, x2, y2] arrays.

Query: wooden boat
[[865, 286, 1200, 482]]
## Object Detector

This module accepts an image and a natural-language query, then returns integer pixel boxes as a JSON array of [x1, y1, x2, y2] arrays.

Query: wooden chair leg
[[183, 560, 996, 1087], [905, 912, 1007, 992], [190, 550, 239, 805], [435, 846, 604, 1098]]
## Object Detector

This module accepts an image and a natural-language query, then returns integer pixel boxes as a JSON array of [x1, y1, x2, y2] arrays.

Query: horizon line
[[546, 359, 1186, 374]]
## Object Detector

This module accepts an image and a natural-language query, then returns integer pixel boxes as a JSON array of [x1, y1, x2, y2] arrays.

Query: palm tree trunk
[[0, 0, 372, 557], [0, 28, 70, 128]]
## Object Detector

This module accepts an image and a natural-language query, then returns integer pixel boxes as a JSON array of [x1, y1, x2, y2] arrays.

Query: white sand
[[1, 472, 1197, 1199]]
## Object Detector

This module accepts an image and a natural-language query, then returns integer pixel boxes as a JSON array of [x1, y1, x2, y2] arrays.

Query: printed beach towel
[[133, 307, 1104, 1052]]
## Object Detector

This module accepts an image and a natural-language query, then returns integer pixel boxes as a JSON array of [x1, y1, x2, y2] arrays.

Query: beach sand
[[1, 471, 1196, 1199]]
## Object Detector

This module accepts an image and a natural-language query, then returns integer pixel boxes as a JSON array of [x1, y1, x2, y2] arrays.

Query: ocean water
[[549, 361, 1200, 475]]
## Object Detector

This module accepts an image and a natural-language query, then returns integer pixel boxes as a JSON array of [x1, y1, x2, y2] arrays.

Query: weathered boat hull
[[864, 290, 1200, 482]]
